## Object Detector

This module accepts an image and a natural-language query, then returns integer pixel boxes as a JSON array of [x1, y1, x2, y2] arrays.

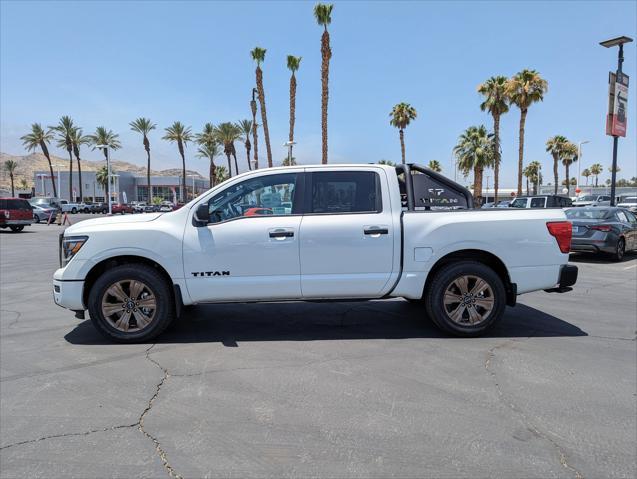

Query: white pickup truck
[[53, 164, 577, 342]]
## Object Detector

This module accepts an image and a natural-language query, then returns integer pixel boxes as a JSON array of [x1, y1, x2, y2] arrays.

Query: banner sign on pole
[[606, 72, 629, 137]]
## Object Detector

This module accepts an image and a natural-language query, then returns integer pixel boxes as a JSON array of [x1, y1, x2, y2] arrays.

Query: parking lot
[[1, 216, 635, 478]]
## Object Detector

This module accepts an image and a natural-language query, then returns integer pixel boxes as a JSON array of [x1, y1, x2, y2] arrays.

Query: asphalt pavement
[[1, 215, 635, 478]]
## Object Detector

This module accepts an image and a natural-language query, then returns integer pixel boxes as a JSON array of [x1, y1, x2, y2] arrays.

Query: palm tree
[[130, 118, 157, 204], [453, 125, 494, 206], [389, 103, 417, 164], [314, 3, 333, 164], [250, 88, 259, 169], [195, 123, 220, 186], [427, 160, 442, 172], [561, 142, 578, 194], [96, 165, 114, 191], [287, 55, 302, 158], [19, 178, 29, 191], [251, 47, 273, 168], [51, 116, 78, 201], [590, 163, 603, 187], [163, 122, 192, 202], [582, 168, 591, 186], [507, 69, 549, 195], [237, 119, 253, 171], [87, 126, 121, 204], [546, 135, 569, 194], [21, 123, 57, 198], [214, 122, 242, 178], [214, 165, 229, 184], [282, 156, 297, 166], [4, 160, 17, 196], [378, 159, 396, 166], [70, 128, 90, 201], [478, 76, 509, 203], [524, 161, 542, 194]]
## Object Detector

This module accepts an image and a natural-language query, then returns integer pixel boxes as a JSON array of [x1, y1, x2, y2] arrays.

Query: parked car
[[111, 203, 133, 215], [509, 195, 572, 209], [58, 199, 83, 214], [53, 163, 577, 342], [131, 202, 147, 213], [143, 204, 158, 213], [481, 200, 511, 209], [0, 197, 33, 232], [572, 194, 611, 207], [244, 207, 273, 216], [158, 202, 173, 213], [566, 207, 637, 260], [81, 202, 94, 213], [29, 197, 62, 210], [90, 202, 109, 214], [32, 204, 58, 223], [617, 196, 637, 213]]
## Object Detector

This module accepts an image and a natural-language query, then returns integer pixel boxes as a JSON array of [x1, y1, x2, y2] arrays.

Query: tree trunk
[[526, 177, 529, 196], [226, 152, 232, 178], [250, 93, 259, 169], [553, 154, 559, 195], [399, 129, 406, 164], [68, 148, 73, 201], [179, 145, 186, 203], [493, 114, 500, 203], [256, 67, 273, 168], [595, 175, 598, 187], [232, 145, 239, 176], [289, 72, 296, 144], [245, 140, 252, 171], [102, 148, 109, 206], [75, 153, 83, 202], [564, 163, 570, 195], [145, 140, 152, 205], [10, 173, 14, 197], [517, 108, 527, 196], [41, 142, 57, 198], [321, 29, 331, 164], [473, 165, 484, 207], [209, 157, 216, 187]]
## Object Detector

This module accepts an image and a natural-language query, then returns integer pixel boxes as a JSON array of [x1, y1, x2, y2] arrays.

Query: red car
[[244, 207, 273, 216], [0, 197, 33, 232], [111, 203, 133, 215]]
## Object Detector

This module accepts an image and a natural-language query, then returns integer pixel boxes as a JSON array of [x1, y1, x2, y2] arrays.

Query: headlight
[[60, 235, 88, 267]]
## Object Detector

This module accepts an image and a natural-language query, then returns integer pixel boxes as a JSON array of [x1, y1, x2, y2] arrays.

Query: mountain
[[0, 152, 205, 191]]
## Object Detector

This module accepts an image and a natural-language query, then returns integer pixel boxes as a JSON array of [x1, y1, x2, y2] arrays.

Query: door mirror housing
[[193, 203, 210, 226]]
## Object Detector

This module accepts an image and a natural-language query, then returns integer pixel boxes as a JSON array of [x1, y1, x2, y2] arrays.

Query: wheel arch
[[423, 249, 517, 306], [82, 255, 183, 315]]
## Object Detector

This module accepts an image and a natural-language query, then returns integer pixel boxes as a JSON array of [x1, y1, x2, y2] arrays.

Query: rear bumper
[[0, 219, 32, 226], [545, 264, 578, 293]]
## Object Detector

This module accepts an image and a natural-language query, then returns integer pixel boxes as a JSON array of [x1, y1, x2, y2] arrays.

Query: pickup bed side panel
[[392, 209, 569, 299]]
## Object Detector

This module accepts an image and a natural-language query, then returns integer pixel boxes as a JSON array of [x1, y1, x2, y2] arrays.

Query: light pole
[[37, 173, 45, 196], [52, 163, 64, 199], [600, 35, 633, 205], [187, 174, 197, 199], [95, 144, 112, 215], [576, 140, 590, 194], [284, 141, 296, 165]]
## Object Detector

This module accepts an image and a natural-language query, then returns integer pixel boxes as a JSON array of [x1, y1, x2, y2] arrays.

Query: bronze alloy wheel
[[442, 275, 495, 326], [101, 279, 157, 332]]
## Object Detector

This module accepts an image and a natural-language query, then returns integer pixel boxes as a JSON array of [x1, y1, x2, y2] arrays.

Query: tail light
[[547, 221, 572, 254], [590, 225, 612, 232]]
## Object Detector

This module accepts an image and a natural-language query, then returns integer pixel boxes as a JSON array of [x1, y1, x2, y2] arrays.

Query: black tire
[[71, 207, 77, 214], [34, 215, 40, 224], [424, 261, 506, 337], [87, 264, 175, 343], [9, 226, 24, 232], [612, 238, 625, 261], [102, 209, 107, 214]]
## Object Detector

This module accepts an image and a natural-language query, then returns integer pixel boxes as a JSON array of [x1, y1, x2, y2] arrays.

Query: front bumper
[[545, 264, 578, 293], [53, 278, 85, 310]]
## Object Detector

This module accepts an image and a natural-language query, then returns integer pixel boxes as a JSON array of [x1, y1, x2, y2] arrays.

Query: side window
[[207, 173, 297, 224], [616, 211, 628, 223], [510, 198, 527, 208], [561, 197, 573, 207], [310, 171, 381, 214], [530, 197, 545, 208], [600, 196, 610, 201], [624, 211, 637, 224]]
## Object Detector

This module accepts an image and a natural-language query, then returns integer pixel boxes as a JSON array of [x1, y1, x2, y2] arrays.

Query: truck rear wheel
[[425, 261, 505, 337], [87, 264, 174, 343]]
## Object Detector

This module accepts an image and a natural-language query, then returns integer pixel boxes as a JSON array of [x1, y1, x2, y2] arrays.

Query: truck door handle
[[269, 230, 294, 238], [364, 227, 388, 235]]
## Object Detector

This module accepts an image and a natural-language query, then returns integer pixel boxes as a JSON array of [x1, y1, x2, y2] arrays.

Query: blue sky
[[1, 0, 636, 187]]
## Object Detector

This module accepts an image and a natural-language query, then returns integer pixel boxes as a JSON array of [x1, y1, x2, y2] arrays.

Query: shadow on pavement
[[65, 300, 587, 346], [569, 251, 636, 264]]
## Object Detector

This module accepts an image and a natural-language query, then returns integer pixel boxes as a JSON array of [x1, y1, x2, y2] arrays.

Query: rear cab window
[[309, 171, 382, 214], [0, 199, 31, 210]]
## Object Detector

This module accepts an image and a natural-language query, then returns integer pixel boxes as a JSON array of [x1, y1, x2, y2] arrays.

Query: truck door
[[299, 169, 395, 298], [183, 171, 303, 302]]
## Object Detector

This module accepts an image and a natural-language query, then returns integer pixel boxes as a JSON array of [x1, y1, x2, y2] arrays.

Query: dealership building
[[33, 171, 210, 203]]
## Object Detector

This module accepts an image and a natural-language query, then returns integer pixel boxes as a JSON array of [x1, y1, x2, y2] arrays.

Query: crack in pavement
[[485, 338, 585, 479], [139, 344, 183, 479], [0, 309, 22, 329], [0, 423, 137, 451]]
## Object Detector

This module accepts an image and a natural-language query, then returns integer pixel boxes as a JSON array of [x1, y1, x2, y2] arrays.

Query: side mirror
[[193, 203, 210, 226]]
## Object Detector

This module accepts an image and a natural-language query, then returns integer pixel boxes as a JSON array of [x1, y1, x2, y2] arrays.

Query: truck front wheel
[[87, 264, 174, 343], [425, 261, 506, 337]]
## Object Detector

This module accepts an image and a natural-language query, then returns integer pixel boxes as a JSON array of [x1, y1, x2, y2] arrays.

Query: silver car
[[32, 204, 58, 223]]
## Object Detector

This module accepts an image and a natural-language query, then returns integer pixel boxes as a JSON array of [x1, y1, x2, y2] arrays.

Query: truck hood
[[64, 213, 162, 234]]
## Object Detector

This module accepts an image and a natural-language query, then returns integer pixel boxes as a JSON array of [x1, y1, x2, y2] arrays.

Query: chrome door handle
[[364, 227, 388, 235], [269, 230, 294, 238]]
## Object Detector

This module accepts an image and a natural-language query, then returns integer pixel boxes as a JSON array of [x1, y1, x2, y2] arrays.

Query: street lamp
[[52, 163, 64, 199], [576, 140, 590, 194], [95, 144, 112, 215], [187, 174, 197, 199], [600, 35, 633, 205], [284, 141, 296, 165]]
